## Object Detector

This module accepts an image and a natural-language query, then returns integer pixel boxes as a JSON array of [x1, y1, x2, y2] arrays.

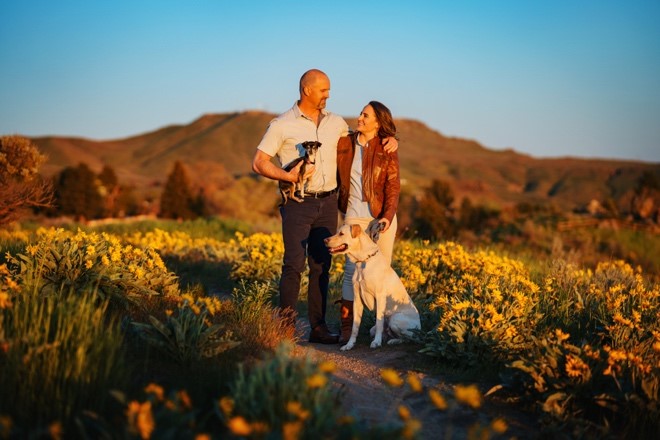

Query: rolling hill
[[28, 111, 659, 212]]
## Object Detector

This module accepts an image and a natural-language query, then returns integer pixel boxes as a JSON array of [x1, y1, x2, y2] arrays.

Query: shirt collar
[[293, 101, 328, 120]]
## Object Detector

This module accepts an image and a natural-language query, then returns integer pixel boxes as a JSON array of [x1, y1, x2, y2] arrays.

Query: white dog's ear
[[350, 224, 362, 238]]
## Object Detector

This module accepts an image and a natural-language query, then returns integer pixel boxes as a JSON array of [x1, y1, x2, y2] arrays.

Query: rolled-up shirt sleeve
[[256, 119, 283, 158]]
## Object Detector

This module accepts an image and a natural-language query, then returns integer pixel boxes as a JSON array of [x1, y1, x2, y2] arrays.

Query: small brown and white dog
[[325, 224, 421, 350], [279, 141, 322, 206]]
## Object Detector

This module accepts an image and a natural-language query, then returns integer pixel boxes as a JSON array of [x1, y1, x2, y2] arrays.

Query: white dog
[[325, 224, 421, 350]]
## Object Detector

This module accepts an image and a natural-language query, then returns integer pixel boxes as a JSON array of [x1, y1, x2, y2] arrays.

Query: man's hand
[[382, 136, 399, 153], [287, 161, 315, 183]]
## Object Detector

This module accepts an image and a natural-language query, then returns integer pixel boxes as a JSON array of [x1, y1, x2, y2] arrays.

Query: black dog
[[279, 141, 322, 206]]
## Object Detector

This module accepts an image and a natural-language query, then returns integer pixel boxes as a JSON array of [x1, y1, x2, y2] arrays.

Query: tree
[[412, 179, 456, 240], [160, 160, 197, 220], [53, 163, 104, 220], [458, 197, 500, 235], [98, 164, 121, 217], [0, 135, 53, 225]]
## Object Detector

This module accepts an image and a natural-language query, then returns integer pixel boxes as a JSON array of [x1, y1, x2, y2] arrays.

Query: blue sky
[[1, 0, 659, 162]]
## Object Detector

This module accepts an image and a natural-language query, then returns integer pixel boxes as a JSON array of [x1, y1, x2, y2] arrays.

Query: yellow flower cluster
[[230, 231, 285, 282], [177, 293, 225, 317], [8, 227, 179, 298], [0, 228, 31, 244], [544, 259, 660, 379], [396, 241, 540, 361], [125, 228, 233, 261]]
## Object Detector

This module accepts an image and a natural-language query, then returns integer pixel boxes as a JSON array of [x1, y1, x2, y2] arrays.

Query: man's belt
[[301, 188, 338, 199]]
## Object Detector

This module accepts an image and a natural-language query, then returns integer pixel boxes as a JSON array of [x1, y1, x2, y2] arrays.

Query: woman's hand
[[379, 218, 391, 232]]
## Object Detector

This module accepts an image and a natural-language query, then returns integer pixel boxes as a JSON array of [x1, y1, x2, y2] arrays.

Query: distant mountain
[[29, 111, 659, 211]]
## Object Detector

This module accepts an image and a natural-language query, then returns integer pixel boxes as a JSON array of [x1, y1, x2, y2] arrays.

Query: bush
[[396, 241, 541, 366], [507, 260, 660, 437], [221, 342, 344, 438], [223, 281, 296, 355], [132, 292, 240, 365], [7, 227, 179, 309], [0, 135, 53, 225]]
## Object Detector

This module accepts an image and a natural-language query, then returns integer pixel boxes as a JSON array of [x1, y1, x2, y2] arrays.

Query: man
[[252, 69, 397, 343]]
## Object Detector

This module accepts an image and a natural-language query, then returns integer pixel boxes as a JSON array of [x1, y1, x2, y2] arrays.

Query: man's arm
[[252, 149, 311, 182], [382, 137, 398, 153]]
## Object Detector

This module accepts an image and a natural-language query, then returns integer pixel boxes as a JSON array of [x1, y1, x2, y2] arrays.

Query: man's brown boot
[[339, 299, 354, 344]]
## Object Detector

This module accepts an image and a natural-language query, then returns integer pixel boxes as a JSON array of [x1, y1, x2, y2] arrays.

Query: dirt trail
[[295, 322, 540, 439]]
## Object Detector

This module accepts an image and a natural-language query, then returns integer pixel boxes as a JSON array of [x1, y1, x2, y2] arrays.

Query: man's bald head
[[299, 69, 329, 95]]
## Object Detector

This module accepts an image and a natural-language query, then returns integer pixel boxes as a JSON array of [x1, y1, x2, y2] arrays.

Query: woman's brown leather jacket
[[336, 132, 401, 223]]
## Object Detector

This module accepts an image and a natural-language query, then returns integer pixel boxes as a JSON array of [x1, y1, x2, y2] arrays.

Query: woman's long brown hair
[[369, 100, 397, 140]]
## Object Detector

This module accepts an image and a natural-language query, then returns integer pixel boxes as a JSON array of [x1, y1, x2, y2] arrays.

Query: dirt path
[[295, 322, 540, 439]]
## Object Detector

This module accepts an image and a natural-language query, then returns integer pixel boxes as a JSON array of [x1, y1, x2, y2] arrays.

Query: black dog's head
[[301, 141, 321, 163]]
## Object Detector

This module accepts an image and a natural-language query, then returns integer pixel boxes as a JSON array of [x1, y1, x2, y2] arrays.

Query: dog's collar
[[353, 249, 379, 263]]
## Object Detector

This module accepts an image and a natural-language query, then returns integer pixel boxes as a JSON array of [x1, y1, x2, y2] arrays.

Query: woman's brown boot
[[339, 299, 354, 344]]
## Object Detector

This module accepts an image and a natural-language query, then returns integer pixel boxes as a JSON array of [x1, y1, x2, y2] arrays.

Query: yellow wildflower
[[144, 383, 164, 401], [428, 389, 448, 410], [555, 329, 570, 342], [85, 259, 93, 269], [406, 373, 423, 393], [177, 390, 192, 409], [452, 300, 471, 311], [286, 401, 310, 420], [0, 292, 13, 309], [306, 373, 328, 389], [219, 397, 234, 416], [565, 354, 590, 379], [380, 368, 404, 387], [454, 384, 482, 409], [227, 416, 252, 436], [402, 418, 422, 440], [398, 405, 411, 421], [490, 418, 508, 434], [126, 401, 154, 440], [283, 421, 303, 440], [48, 421, 63, 440]]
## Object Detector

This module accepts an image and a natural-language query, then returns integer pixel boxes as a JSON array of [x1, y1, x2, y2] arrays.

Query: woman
[[335, 101, 401, 344]]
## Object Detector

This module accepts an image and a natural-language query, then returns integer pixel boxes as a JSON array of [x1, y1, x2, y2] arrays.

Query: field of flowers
[[1, 218, 658, 439]]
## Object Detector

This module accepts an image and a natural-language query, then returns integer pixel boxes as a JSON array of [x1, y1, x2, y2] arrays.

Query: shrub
[[0, 135, 53, 225], [223, 281, 296, 354], [507, 260, 660, 437], [7, 227, 179, 309], [131, 292, 240, 365], [221, 342, 344, 438], [396, 241, 541, 366]]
